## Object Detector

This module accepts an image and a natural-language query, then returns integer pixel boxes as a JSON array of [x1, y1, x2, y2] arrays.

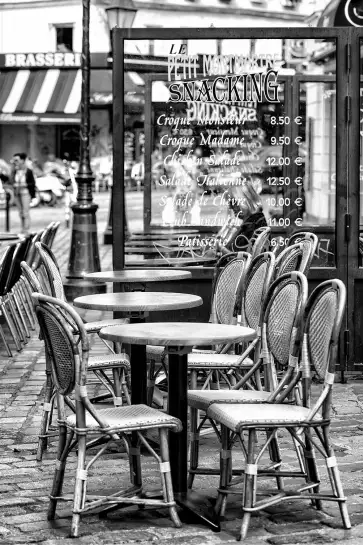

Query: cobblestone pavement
[[1, 220, 363, 544]]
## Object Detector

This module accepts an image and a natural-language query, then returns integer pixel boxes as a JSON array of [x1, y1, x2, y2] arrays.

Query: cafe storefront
[[112, 26, 363, 372]]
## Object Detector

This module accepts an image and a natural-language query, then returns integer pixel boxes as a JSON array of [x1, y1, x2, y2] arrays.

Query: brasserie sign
[[1, 52, 81, 68]]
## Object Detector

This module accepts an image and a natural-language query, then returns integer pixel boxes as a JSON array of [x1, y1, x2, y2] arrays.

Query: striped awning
[[0, 69, 81, 123], [0, 68, 145, 123]]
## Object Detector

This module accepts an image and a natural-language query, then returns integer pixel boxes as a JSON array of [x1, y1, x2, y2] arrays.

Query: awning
[[0, 68, 145, 124], [0, 69, 81, 123], [317, 0, 363, 27]]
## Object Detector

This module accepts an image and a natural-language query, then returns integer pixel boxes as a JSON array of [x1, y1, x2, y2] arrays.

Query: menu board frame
[[112, 26, 363, 371]]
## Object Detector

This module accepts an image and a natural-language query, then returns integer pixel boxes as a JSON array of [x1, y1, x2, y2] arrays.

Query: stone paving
[[0, 223, 363, 544]]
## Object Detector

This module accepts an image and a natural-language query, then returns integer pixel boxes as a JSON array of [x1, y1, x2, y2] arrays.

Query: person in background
[[224, 180, 267, 253], [1, 153, 37, 234], [131, 154, 145, 191]]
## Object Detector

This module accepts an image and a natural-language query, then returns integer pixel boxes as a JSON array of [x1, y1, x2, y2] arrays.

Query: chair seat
[[88, 354, 130, 370], [146, 345, 166, 363], [188, 389, 270, 410], [188, 353, 253, 368], [208, 403, 321, 433], [84, 318, 129, 334], [66, 404, 182, 432]]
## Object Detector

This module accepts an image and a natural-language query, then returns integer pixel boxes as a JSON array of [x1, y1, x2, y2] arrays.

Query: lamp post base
[[63, 202, 106, 299]]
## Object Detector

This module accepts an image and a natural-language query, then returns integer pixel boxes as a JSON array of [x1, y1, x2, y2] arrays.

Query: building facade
[[0, 0, 319, 168]]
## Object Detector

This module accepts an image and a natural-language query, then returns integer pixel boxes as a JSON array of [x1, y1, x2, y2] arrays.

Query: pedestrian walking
[[1, 153, 37, 234]]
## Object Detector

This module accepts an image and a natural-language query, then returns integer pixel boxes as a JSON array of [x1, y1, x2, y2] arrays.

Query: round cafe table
[[85, 269, 191, 284], [99, 321, 256, 530], [0, 233, 21, 242], [125, 256, 216, 268], [74, 291, 203, 409]]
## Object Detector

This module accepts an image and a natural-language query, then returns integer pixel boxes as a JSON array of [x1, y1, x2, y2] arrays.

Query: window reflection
[[123, 37, 337, 266]]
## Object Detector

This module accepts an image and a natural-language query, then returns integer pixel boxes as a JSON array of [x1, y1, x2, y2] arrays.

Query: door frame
[[112, 26, 354, 370]]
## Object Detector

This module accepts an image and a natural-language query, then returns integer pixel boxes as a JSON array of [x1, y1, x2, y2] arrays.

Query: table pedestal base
[[167, 349, 220, 532], [175, 491, 220, 531]]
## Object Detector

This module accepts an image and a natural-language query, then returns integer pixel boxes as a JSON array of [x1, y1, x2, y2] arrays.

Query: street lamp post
[[63, 0, 106, 299], [103, 0, 137, 245]]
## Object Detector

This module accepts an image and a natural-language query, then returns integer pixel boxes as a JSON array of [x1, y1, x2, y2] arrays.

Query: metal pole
[[63, 0, 106, 298]]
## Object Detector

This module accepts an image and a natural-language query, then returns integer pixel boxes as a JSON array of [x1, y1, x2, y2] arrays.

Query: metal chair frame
[[274, 240, 315, 279], [21, 262, 132, 462], [210, 279, 350, 541], [0, 245, 20, 354], [34, 241, 127, 348], [187, 270, 307, 490], [32, 292, 182, 538], [248, 226, 271, 260]]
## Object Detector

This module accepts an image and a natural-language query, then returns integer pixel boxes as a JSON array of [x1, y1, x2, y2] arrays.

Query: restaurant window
[[55, 25, 74, 53]]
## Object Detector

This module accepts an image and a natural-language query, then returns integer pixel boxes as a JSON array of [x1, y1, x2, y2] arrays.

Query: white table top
[[74, 292, 203, 312], [85, 269, 191, 283], [99, 322, 256, 347]]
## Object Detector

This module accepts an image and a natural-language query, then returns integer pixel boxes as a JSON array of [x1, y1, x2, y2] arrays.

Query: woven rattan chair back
[[26, 230, 45, 269], [288, 231, 318, 251], [33, 293, 88, 397], [4, 236, 32, 293], [274, 241, 314, 279], [20, 261, 47, 295], [212, 252, 251, 325], [48, 221, 60, 249], [301, 279, 346, 414], [40, 222, 55, 247], [249, 226, 271, 260], [35, 242, 66, 301], [261, 271, 308, 390], [210, 252, 239, 308], [239, 251, 275, 331]]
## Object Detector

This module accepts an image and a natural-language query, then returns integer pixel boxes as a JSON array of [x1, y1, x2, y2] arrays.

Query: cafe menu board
[[150, 51, 305, 252]]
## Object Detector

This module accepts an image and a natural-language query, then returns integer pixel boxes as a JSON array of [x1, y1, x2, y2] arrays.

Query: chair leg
[[147, 360, 156, 406], [12, 290, 30, 339], [129, 433, 142, 488], [1, 302, 22, 351], [47, 425, 72, 520], [267, 430, 284, 490], [215, 425, 232, 519], [18, 281, 35, 330], [0, 320, 12, 356], [322, 427, 351, 529], [188, 406, 199, 489], [112, 368, 122, 407], [159, 428, 182, 528], [37, 370, 54, 462], [71, 434, 88, 538], [6, 296, 25, 344], [239, 429, 257, 541], [303, 430, 322, 510]]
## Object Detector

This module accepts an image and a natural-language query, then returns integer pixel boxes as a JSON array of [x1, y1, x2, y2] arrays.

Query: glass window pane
[[122, 37, 337, 265]]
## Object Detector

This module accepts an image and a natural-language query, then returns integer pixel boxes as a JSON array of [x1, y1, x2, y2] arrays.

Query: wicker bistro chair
[[34, 242, 128, 346], [21, 262, 132, 462], [5, 235, 35, 343], [0, 236, 34, 354], [187, 251, 276, 390], [0, 244, 20, 355], [248, 226, 271, 260], [209, 279, 350, 541], [273, 231, 318, 257], [145, 252, 253, 406], [187, 270, 307, 490], [32, 293, 182, 538], [274, 240, 315, 280]]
